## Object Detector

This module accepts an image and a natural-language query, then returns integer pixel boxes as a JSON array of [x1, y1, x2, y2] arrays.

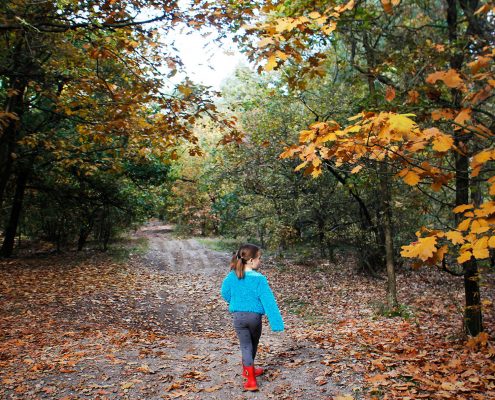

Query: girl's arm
[[221, 272, 232, 303], [258, 276, 284, 332]]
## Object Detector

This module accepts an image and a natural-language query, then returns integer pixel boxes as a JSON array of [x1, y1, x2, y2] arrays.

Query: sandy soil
[[135, 222, 339, 399]]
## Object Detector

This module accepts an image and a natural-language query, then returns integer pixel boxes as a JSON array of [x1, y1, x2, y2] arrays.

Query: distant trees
[[225, 0, 493, 335], [0, 0, 231, 254]]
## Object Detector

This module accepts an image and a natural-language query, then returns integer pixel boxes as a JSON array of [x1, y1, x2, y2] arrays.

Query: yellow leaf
[[351, 165, 363, 174], [457, 250, 472, 264], [471, 219, 489, 234], [457, 218, 472, 231], [318, 132, 337, 143], [400, 236, 437, 261], [335, 0, 356, 13], [347, 113, 364, 121], [275, 18, 297, 33], [265, 54, 278, 71], [446, 231, 465, 245], [275, 50, 289, 60], [432, 244, 449, 263], [308, 11, 321, 19], [471, 149, 495, 168], [388, 114, 417, 136], [294, 161, 308, 172], [402, 170, 421, 186], [257, 37, 274, 48], [311, 165, 322, 178], [488, 236, 495, 248], [453, 204, 474, 213], [322, 23, 336, 35], [299, 130, 315, 143], [431, 133, 454, 152], [473, 237, 489, 259], [280, 145, 301, 159], [310, 121, 328, 130]]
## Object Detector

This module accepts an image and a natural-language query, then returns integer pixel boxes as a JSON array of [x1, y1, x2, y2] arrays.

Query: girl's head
[[230, 243, 262, 279]]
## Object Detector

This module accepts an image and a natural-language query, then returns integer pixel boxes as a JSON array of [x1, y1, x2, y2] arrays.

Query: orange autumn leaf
[[385, 86, 396, 102], [446, 230, 465, 244], [453, 204, 474, 213], [473, 237, 489, 259], [300, 129, 316, 143], [280, 145, 301, 159], [454, 108, 472, 125], [400, 236, 438, 261], [380, 0, 393, 14], [407, 90, 420, 104], [431, 108, 456, 121], [351, 165, 363, 174], [398, 168, 421, 186], [458, 249, 473, 263], [431, 133, 454, 152], [457, 218, 472, 231], [426, 69, 464, 88]]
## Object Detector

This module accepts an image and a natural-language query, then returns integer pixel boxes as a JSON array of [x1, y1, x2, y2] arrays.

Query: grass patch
[[372, 301, 416, 320], [196, 237, 246, 253], [107, 236, 149, 262]]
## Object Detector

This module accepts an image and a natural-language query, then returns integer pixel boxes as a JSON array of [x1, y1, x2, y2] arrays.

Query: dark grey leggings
[[233, 312, 262, 366]]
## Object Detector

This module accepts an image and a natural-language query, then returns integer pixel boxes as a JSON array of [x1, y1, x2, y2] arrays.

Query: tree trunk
[[447, 0, 483, 336], [78, 226, 91, 251], [455, 152, 483, 335], [0, 82, 26, 210], [0, 167, 30, 257], [379, 161, 398, 308], [362, 30, 398, 303]]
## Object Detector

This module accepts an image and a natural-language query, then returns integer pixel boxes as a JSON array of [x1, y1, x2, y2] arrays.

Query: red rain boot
[[242, 365, 258, 391], [242, 364, 264, 377]]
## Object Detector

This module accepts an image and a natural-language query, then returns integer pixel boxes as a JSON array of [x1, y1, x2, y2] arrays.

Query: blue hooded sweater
[[221, 270, 284, 332]]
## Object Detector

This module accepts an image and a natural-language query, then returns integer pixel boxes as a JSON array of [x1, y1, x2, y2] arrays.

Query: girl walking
[[221, 244, 284, 391]]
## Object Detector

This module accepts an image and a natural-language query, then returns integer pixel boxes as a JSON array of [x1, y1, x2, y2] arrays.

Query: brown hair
[[230, 243, 261, 279]]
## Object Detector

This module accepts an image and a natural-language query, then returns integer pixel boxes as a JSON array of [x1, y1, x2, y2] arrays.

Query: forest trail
[[2, 222, 492, 399], [1, 221, 350, 400], [134, 221, 337, 399]]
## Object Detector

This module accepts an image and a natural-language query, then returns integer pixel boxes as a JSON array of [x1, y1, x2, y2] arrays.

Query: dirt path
[[0, 222, 345, 400], [3, 222, 494, 399], [135, 222, 338, 399]]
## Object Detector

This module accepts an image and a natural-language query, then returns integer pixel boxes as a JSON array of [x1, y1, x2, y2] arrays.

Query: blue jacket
[[221, 270, 284, 332]]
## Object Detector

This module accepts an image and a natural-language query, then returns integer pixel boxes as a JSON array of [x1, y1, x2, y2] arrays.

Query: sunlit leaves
[[400, 236, 438, 261]]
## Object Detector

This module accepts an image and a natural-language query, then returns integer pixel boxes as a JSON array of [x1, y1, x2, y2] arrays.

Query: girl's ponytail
[[230, 244, 261, 279]]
